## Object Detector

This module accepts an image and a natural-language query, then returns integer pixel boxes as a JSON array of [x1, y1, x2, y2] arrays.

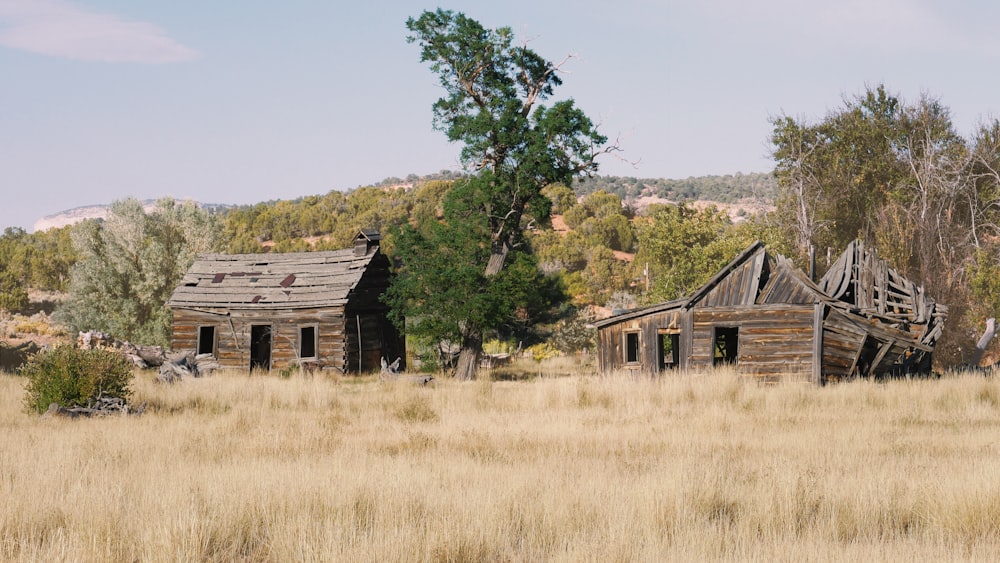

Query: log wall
[[172, 306, 348, 372], [597, 307, 691, 374]]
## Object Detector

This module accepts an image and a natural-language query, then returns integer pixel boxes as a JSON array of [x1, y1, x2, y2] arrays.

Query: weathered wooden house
[[167, 230, 403, 373], [595, 240, 947, 382]]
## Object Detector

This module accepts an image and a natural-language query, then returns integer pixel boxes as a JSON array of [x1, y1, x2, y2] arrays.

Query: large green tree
[[390, 10, 613, 379], [770, 85, 973, 283], [770, 85, 994, 367], [57, 198, 221, 346]]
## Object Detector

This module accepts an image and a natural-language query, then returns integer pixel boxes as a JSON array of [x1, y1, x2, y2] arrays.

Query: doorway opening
[[250, 324, 272, 372]]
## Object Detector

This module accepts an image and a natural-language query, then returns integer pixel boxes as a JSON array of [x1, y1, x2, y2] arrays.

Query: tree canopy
[[56, 198, 221, 347], [771, 84, 1000, 366], [387, 9, 614, 379]]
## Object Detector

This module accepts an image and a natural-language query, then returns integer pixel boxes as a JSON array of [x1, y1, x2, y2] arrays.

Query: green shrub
[[0, 270, 28, 313], [21, 345, 133, 413]]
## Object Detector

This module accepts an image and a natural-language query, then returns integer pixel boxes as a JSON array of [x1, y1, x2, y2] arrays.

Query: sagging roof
[[167, 245, 379, 310], [595, 240, 946, 352]]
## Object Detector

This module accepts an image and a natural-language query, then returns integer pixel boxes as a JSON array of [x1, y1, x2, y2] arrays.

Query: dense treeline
[[0, 226, 76, 293], [0, 226, 76, 311], [771, 85, 1000, 366]]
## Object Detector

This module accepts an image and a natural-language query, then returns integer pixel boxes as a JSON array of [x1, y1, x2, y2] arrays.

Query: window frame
[[197, 325, 217, 357], [712, 326, 740, 366], [298, 324, 319, 360], [624, 331, 641, 365]]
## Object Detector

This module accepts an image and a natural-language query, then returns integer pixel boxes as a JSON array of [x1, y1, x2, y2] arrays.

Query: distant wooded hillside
[[573, 172, 777, 203], [364, 171, 777, 204]]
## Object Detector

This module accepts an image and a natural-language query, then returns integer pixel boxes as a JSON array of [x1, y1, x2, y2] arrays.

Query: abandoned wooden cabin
[[166, 230, 404, 373], [595, 240, 947, 382]]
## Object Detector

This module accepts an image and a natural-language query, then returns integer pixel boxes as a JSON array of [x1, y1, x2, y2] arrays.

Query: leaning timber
[[596, 240, 947, 383]]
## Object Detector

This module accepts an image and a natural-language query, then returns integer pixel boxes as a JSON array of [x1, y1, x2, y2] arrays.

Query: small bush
[[21, 345, 133, 413], [527, 342, 560, 362]]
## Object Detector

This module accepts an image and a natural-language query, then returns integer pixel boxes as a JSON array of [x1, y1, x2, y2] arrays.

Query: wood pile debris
[[43, 396, 146, 418], [380, 356, 433, 385], [157, 351, 220, 383], [77, 330, 166, 369]]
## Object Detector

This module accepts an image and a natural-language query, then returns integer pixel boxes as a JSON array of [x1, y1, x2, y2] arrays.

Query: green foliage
[[385, 212, 564, 349], [770, 84, 973, 284], [219, 181, 454, 258], [546, 307, 597, 354], [573, 172, 777, 203], [21, 345, 133, 413], [57, 198, 222, 347], [542, 183, 577, 214], [0, 270, 29, 313], [526, 342, 560, 362], [529, 189, 637, 305], [0, 226, 76, 292], [396, 10, 611, 378], [968, 248, 1000, 322], [769, 84, 1000, 369], [634, 204, 765, 304]]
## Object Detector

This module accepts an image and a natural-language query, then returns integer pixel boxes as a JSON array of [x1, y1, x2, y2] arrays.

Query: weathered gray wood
[[598, 238, 946, 382], [43, 396, 145, 418], [812, 303, 824, 384]]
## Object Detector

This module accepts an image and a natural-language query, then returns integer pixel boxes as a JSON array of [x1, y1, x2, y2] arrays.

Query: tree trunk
[[454, 331, 482, 381], [485, 241, 510, 276], [454, 243, 510, 380]]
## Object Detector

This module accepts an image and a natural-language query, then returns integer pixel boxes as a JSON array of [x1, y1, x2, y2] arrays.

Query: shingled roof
[[167, 248, 378, 310]]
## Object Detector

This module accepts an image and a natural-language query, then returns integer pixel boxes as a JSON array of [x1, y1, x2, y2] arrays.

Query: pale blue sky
[[2, 0, 999, 230]]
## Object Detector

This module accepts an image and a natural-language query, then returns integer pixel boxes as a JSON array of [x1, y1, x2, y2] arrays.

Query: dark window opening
[[299, 326, 317, 359], [625, 332, 640, 364], [658, 332, 679, 370], [197, 326, 215, 356], [713, 327, 739, 365]]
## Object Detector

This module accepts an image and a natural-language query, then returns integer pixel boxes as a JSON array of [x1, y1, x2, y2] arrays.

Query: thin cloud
[[0, 0, 198, 63]]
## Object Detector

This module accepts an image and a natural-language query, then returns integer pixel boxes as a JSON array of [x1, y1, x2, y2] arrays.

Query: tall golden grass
[[1, 366, 999, 561]]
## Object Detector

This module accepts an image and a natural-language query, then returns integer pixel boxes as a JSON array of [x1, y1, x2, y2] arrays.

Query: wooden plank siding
[[688, 305, 816, 378], [171, 306, 349, 371], [596, 240, 946, 383], [167, 232, 403, 374], [597, 306, 689, 374]]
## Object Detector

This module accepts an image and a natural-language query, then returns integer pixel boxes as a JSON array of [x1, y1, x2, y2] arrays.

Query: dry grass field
[[1, 362, 999, 562]]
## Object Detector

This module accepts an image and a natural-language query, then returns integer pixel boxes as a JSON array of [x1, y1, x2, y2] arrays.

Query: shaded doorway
[[250, 324, 272, 372]]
